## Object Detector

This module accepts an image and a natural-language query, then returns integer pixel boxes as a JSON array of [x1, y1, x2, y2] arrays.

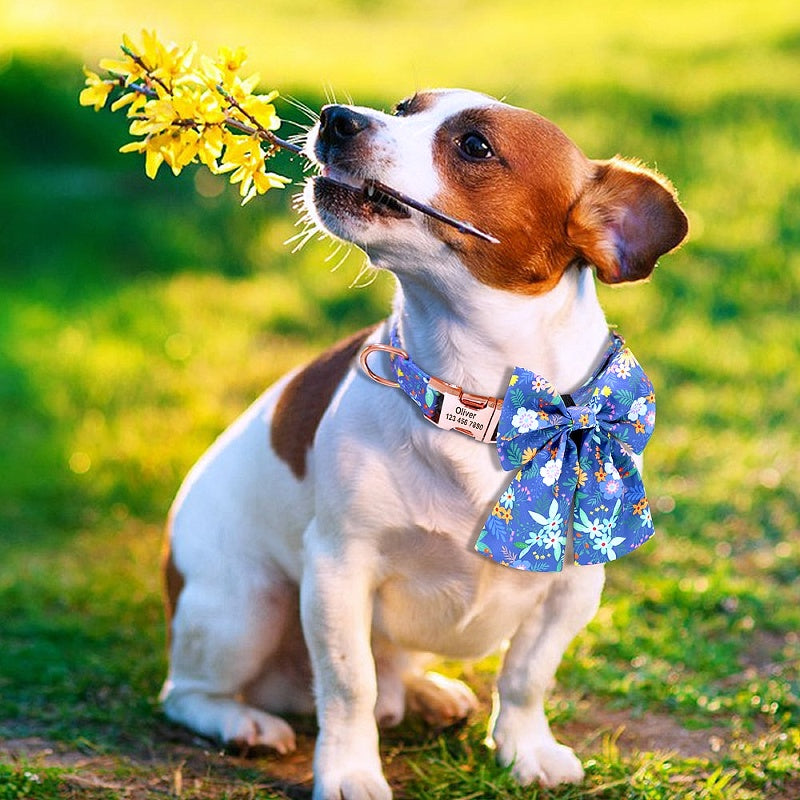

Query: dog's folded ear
[[567, 157, 688, 284]]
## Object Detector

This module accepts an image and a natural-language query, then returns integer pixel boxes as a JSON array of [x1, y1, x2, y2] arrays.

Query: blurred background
[[1, 1, 798, 797]]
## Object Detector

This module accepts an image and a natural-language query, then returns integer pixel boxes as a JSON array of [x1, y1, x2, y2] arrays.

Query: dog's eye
[[457, 132, 494, 160]]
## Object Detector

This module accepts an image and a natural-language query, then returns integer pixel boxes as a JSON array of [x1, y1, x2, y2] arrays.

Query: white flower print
[[517, 528, 547, 558], [604, 461, 621, 482], [574, 500, 621, 543], [529, 498, 564, 537], [532, 376, 551, 393], [499, 486, 515, 508], [612, 362, 631, 379], [574, 513, 608, 541], [511, 407, 540, 433], [539, 458, 563, 486], [627, 396, 647, 421], [527, 500, 568, 562], [544, 529, 567, 562], [592, 533, 626, 560]]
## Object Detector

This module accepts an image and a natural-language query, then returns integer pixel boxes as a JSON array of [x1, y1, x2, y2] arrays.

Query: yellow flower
[[79, 68, 115, 110], [218, 45, 248, 76], [491, 503, 512, 523], [239, 93, 281, 131], [218, 133, 290, 203], [573, 463, 587, 488], [509, 374, 519, 387], [109, 89, 149, 115], [601, 385, 612, 397], [197, 125, 225, 169], [87, 31, 289, 198], [224, 72, 261, 104], [521, 447, 537, 464], [99, 54, 145, 84]]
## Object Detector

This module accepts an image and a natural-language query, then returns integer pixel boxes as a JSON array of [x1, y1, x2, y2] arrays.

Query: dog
[[160, 88, 688, 800]]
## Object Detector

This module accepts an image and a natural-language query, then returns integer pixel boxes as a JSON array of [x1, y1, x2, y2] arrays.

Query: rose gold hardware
[[359, 343, 408, 388], [428, 375, 463, 396]]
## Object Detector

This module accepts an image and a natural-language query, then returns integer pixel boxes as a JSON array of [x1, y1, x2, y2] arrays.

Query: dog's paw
[[498, 739, 584, 788], [221, 706, 296, 755], [313, 768, 392, 800], [405, 671, 478, 727]]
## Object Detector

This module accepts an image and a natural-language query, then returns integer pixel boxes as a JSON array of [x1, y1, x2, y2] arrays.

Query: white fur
[[162, 90, 615, 799]]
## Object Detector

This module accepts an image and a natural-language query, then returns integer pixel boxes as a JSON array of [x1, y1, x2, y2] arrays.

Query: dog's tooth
[[367, 183, 375, 198]]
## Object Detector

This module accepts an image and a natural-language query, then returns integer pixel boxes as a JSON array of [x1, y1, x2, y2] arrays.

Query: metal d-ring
[[359, 343, 408, 388]]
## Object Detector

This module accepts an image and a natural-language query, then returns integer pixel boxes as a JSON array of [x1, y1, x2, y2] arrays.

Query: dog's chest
[[362, 429, 553, 658], [372, 530, 551, 658]]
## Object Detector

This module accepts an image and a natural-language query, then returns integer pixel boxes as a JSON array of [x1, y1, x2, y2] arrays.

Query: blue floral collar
[[359, 327, 656, 572]]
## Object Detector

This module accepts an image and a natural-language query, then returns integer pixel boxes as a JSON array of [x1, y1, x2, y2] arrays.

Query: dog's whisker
[[323, 83, 339, 106], [324, 241, 344, 263], [326, 242, 355, 274], [293, 231, 318, 254], [348, 258, 379, 289], [284, 95, 321, 123], [331, 246, 354, 274], [281, 119, 312, 133]]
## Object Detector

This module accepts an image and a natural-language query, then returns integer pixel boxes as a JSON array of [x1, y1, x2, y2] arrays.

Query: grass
[[1, 1, 799, 798]]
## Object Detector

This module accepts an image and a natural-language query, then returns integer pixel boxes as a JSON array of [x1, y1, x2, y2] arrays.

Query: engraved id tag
[[436, 391, 501, 442]]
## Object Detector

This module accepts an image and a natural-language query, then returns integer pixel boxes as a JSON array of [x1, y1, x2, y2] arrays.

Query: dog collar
[[360, 327, 656, 572], [360, 327, 505, 442]]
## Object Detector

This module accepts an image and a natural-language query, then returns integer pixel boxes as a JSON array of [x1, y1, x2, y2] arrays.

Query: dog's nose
[[318, 105, 371, 147]]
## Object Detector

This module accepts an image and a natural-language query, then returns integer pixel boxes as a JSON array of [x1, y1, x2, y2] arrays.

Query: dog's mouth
[[308, 164, 499, 243], [313, 169, 412, 221]]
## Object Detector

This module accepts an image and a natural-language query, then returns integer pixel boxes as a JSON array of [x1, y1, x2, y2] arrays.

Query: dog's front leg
[[490, 565, 605, 788], [301, 520, 391, 800]]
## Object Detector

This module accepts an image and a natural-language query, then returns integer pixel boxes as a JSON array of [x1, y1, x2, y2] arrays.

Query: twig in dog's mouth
[[262, 137, 499, 244], [364, 180, 500, 244]]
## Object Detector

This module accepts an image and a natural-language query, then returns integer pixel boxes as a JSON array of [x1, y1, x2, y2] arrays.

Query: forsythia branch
[[80, 30, 293, 204]]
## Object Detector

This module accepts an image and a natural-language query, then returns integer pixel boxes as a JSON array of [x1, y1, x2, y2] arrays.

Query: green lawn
[[1, 1, 799, 798]]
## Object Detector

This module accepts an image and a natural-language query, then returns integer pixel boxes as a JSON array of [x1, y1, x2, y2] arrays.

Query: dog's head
[[304, 89, 688, 293]]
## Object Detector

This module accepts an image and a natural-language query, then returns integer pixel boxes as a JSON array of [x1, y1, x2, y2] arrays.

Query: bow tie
[[359, 328, 656, 573], [474, 333, 656, 572]]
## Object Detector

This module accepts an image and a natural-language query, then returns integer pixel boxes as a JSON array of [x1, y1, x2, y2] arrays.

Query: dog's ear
[[567, 157, 688, 284]]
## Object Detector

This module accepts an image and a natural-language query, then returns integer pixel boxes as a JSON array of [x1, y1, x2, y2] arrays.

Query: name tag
[[435, 390, 501, 443]]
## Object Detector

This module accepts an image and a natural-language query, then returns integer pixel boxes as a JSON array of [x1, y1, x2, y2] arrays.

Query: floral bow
[[475, 334, 656, 572]]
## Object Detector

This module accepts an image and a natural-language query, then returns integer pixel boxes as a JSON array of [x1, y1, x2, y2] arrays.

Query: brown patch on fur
[[162, 526, 184, 648], [430, 104, 687, 292], [271, 324, 379, 479], [394, 91, 438, 116], [431, 105, 592, 294]]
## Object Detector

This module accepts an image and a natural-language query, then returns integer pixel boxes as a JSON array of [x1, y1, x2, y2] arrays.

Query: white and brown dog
[[161, 89, 687, 799]]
